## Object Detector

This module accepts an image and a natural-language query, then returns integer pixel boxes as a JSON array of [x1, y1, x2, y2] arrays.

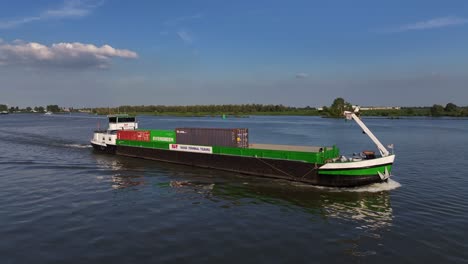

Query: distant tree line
[[3, 100, 467, 117], [0, 104, 70, 113], [429, 103, 468, 117], [341, 102, 468, 117], [92, 104, 319, 115], [90, 100, 468, 117]]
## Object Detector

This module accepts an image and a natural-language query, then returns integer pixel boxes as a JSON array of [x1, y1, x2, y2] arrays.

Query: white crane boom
[[344, 110, 390, 157]]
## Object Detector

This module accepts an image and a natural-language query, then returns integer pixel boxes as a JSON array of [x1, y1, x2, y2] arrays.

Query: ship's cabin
[[108, 115, 138, 131]]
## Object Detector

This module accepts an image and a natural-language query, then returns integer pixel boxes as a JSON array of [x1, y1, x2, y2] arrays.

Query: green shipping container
[[150, 130, 176, 143], [213, 145, 339, 164], [116, 139, 170, 150], [116, 138, 339, 164]]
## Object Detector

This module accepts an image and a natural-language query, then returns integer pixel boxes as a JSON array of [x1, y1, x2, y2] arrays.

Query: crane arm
[[344, 111, 390, 157]]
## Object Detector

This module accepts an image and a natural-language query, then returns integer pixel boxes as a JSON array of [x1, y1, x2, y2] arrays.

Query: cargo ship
[[91, 109, 395, 187]]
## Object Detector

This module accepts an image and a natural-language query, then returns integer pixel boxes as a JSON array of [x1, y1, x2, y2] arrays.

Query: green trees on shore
[[35, 106, 45, 112], [88, 99, 468, 117], [46, 105, 60, 113], [0, 105, 60, 113], [321, 98, 353, 118], [2, 99, 467, 117], [91, 104, 319, 116], [430, 103, 468, 117]]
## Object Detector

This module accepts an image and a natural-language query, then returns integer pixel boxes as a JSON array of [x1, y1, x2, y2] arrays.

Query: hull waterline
[[91, 142, 116, 154]]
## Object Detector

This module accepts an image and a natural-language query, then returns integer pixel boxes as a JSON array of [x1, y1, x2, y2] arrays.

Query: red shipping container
[[117, 130, 150, 142]]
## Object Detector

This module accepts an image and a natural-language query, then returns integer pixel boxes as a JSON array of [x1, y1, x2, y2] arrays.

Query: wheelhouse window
[[108, 117, 135, 123], [117, 117, 135, 123]]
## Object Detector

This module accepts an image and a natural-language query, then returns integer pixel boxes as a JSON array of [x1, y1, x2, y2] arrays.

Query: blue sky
[[1, 0, 468, 107]]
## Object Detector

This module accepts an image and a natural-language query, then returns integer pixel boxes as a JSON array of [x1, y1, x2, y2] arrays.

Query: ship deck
[[248, 143, 328, 153]]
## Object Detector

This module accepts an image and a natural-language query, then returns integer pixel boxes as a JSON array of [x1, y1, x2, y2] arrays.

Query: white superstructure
[[90, 115, 138, 148], [107, 116, 138, 131]]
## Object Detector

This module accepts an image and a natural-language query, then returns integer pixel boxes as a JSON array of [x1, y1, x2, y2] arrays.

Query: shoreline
[[94, 112, 468, 119], [4, 112, 468, 119]]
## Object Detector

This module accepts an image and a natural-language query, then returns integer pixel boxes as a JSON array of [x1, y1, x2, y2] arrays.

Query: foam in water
[[64, 144, 92, 149], [343, 179, 401, 193], [293, 178, 401, 193]]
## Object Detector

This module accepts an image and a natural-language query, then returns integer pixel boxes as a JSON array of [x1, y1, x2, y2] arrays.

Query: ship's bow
[[317, 155, 395, 187]]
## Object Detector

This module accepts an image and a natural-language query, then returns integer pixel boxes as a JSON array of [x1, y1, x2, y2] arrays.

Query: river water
[[0, 114, 467, 263]]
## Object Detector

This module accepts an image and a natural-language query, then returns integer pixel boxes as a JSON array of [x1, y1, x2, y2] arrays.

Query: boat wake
[[293, 178, 401, 193], [64, 144, 92, 149], [0, 129, 93, 150], [338, 179, 401, 193]]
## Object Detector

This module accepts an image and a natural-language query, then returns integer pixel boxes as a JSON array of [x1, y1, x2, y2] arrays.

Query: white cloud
[[177, 30, 193, 44], [164, 14, 202, 44], [396, 16, 468, 32], [0, 0, 102, 29], [0, 17, 41, 29], [164, 14, 202, 26], [0, 40, 138, 69]]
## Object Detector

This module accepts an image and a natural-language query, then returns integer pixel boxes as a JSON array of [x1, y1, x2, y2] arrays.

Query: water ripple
[[0, 114, 467, 263]]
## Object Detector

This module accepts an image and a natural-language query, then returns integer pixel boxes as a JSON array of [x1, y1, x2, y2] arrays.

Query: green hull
[[115, 139, 340, 164]]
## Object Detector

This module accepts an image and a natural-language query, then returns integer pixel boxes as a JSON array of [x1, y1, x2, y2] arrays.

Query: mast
[[344, 108, 390, 157]]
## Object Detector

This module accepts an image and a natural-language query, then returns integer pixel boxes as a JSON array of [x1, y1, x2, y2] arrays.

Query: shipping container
[[116, 139, 170, 149], [175, 128, 248, 147], [117, 130, 150, 142], [150, 130, 176, 143], [213, 145, 339, 164]]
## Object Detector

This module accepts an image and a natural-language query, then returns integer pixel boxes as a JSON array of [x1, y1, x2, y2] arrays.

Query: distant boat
[[44, 111, 53, 115], [0, 111, 8, 115]]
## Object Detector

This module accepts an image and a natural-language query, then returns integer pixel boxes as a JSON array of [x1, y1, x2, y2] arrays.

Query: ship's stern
[[91, 131, 117, 154]]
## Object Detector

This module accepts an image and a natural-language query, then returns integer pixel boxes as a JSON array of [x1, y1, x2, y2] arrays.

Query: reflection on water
[[93, 153, 393, 232], [94, 154, 147, 189], [324, 193, 392, 230], [93, 153, 393, 257], [2, 113, 467, 263], [211, 180, 393, 233], [110, 175, 147, 189]]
